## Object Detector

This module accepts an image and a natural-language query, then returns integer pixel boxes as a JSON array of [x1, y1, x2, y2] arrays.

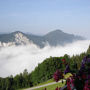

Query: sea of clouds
[[0, 40, 90, 77]]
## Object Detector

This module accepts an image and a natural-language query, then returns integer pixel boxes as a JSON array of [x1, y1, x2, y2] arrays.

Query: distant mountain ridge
[[0, 30, 85, 48]]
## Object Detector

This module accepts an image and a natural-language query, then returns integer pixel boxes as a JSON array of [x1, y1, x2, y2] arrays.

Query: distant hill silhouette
[[0, 30, 85, 48]]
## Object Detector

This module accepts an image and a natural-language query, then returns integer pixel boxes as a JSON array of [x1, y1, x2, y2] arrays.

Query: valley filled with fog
[[0, 40, 90, 77]]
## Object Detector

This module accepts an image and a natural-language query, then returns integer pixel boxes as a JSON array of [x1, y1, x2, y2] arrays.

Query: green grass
[[36, 79, 54, 86], [18, 87, 29, 90], [34, 81, 66, 90]]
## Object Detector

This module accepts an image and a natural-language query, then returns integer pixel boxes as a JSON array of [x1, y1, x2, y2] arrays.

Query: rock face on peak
[[0, 30, 85, 48], [0, 32, 32, 47], [14, 32, 31, 45]]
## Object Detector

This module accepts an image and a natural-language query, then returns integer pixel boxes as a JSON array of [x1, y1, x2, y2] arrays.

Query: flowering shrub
[[61, 59, 66, 64], [53, 70, 63, 82], [65, 55, 90, 90]]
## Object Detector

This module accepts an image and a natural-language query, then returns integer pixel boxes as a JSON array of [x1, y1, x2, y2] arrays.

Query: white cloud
[[0, 40, 90, 77]]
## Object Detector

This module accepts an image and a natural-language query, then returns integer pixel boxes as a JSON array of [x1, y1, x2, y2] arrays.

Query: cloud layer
[[0, 40, 90, 77]]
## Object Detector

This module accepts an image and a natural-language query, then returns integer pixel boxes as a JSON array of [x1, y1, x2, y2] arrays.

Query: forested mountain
[[0, 30, 84, 48]]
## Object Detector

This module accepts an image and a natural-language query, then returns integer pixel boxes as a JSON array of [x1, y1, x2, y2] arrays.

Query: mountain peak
[[53, 29, 63, 32], [45, 29, 64, 37], [0, 30, 84, 48], [12, 31, 23, 34], [49, 29, 63, 33]]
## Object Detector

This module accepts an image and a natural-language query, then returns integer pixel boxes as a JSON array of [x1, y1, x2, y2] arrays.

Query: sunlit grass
[[36, 79, 54, 86], [34, 81, 66, 90]]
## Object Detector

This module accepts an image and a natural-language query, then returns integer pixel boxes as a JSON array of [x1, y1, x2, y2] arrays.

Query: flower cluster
[[74, 55, 90, 89], [61, 59, 66, 65], [65, 55, 90, 90], [53, 70, 63, 82]]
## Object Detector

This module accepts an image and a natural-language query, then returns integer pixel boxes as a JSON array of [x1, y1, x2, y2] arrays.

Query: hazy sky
[[0, 0, 90, 38]]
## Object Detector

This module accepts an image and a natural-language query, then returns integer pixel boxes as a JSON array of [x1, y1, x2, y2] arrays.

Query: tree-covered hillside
[[0, 46, 90, 90]]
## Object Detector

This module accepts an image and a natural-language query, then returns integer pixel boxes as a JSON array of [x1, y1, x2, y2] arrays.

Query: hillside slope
[[0, 30, 84, 47]]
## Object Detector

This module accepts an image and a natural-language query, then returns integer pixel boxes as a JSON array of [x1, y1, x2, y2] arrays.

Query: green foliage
[[0, 70, 32, 90], [64, 73, 72, 79], [87, 45, 90, 54], [30, 57, 64, 85]]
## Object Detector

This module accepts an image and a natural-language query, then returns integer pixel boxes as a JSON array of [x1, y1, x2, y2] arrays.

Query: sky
[[0, 0, 90, 38]]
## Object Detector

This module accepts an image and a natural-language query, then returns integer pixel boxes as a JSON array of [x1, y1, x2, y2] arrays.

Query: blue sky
[[0, 0, 90, 38]]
